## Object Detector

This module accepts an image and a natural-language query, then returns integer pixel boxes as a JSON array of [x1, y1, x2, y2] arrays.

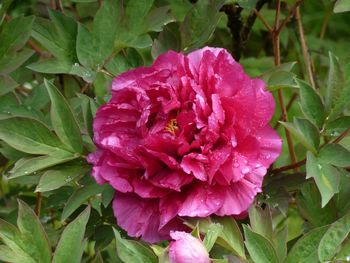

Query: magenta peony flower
[[88, 47, 282, 242], [169, 231, 210, 263]]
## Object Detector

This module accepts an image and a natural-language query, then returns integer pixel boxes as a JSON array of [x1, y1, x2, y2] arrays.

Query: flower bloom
[[88, 47, 282, 242], [169, 231, 210, 263]]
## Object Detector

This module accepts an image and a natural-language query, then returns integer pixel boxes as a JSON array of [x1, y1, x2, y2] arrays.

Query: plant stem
[[50, 0, 57, 10], [320, 0, 336, 39], [271, 159, 306, 174], [333, 127, 350, 144], [296, 6, 316, 89], [35, 192, 42, 216], [254, 9, 273, 33], [271, 0, 298, 170], [274, 93, 298, 129]]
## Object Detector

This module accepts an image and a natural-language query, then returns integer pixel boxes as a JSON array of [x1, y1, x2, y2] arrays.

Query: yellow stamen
[[165, 118, 178, 135]]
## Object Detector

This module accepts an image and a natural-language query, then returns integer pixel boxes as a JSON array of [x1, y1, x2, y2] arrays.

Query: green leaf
[[203, 223, 223, 252], [76, 0, 118, 69], [61, 182, 105, 220], [8, 150, 78, 178], [325, 52, 350, 119], [212, 216, 245, 258], [335, 238, 350, 260], [0, 75, 18, 96], [297, 183, 337, 227], [52, 206, 91, 263], [0, 16, 34, 58], [273, 226, 288, 262], [243, 226, 279, 263], [297, 79, 325, 128], [125, 0, 154, 34], [27, 58, 72, 74], [334, 0, 350, 13], [0, 48, 35, 73], [36, 161, 89, 192], [145, 6, 175, 32], [318, 211, 350, 261], [306, 152, 340, 208], [180, 0, 225, 51], [285, 225, 329, 263], [248, 205, 273, 241], [326, 116, 350, 130], [266, 71, 298, 91], [280, 118, 319, 153], [318, 144, 350, 167], [335, 170, 350, 217], [17, 200, 51, 263], [0, 117, 64, 154], [113, 228, 158, 263], [45, 79, 83, 153]]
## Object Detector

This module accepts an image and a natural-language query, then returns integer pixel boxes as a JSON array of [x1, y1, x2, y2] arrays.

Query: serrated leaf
[[297, 79, 325, 128], [203, 223, 223, 252], [286, 225, 329, 263], [306, 152, 340, 208], [243, 226, 279, 263], [0, 117, 64, 154], [17, 200, 51, 263], [318, 211, 350, 261], [45, 79, 83, 153], [318, 144, 350, 167], [113, 228, 158, 263], [53, 206, 90, 263]]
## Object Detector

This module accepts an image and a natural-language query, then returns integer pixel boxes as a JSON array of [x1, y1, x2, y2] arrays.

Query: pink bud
[[169, 231, 210, 263]]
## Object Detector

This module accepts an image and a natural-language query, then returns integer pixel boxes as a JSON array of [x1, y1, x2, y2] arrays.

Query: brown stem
[[271, 159, 306, 174], [332, 127, 350, 144], [275, 93, 298, 129], [254, 9, 273, 33], [58, 0, 64, 13], [50, 0, 57, 9], [296, 6, 316, 89], [320, 1, 336, 39], [98, 0, 103, 6], [35, 192, 42, 216], [27, 39, 43, 55], [276, 0, 302, 34], [272, 0, 298, 170]]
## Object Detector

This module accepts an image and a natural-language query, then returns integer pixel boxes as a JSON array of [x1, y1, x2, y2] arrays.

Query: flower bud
[[169, 231, 210, 263]]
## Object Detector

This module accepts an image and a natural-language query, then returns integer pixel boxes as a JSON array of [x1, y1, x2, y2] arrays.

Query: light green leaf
[[8, 150, 78, 178], [0, 117, 64, 154], [297, 79, 325, 128], [248, 205, 273, 241], [203, 223, 223, 252], [53, 206, 91, 263], [113, 228, 158, 263], [286, 225, 329, 263], [212, 216, 245, 258], [243, 226, 279, 263], [334, 0, 350, 13], [318, 144, 350, 167], [267, 71, 298, 91], [17, 200, 51, 263], [318, 211, 350, 261], [306, 152, 340, 208], [45, 79, 83, 153], [36, 161, 89, 192]]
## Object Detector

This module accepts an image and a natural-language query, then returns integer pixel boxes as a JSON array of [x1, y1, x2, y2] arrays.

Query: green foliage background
[[1, 0, 350, 262]]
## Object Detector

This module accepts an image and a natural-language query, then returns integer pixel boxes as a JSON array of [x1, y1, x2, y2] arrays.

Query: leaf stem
[[253, 9, 273, 33], [295, 6, 316, 89], [35, 192, 42, 216]]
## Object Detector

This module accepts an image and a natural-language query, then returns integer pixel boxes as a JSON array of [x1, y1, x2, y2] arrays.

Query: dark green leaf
[[0, 75, 18, 96], [318, 144, 350, 167], [286, 226, 329, 263], [297, 79, 325, 128], [113, 228, 158, 263], [318, 211, 350, 261], [45, 79, 83, 153]]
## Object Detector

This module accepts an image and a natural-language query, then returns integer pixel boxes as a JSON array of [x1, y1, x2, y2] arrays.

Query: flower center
[[164, 118, 178, 135]]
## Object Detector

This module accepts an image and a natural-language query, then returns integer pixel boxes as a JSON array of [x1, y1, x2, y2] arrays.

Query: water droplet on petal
[[243, 159, 248, 164], [241, 167, 250, 174], [255, 163, 262, 168], [233, 163, 240, 168]]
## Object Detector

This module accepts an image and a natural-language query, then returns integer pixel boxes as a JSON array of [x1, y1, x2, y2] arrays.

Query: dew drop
[[255, 163, 262, 168], [24, 171, 29, 175], [346, 255, 350, 262], [233, 163, 240, 168], [243, 159, 248, 164], [74, 62, 79, 66], [241, 167, 250, 174], [65, 176, 72, 182]]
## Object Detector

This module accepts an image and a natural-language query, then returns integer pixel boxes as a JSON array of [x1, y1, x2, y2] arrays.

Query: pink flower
[[169, 231, 210, 263], [88, 47, 282, 242]]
